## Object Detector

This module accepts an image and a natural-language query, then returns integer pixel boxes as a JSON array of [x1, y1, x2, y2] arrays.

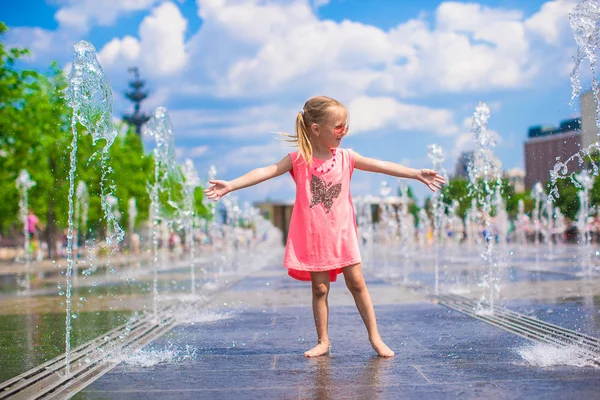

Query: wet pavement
[[72, 264, 600, 400]]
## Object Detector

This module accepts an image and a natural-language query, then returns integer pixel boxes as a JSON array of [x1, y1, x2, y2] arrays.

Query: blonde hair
[[281, 95, 345, 165]]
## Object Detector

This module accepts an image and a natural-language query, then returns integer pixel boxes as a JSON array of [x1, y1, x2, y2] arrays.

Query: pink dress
[[284, 148, 361, 282]]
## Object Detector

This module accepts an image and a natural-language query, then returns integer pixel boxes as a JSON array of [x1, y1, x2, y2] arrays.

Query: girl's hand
[[418, 169, 446, 192], [203, 180, 233, 202]]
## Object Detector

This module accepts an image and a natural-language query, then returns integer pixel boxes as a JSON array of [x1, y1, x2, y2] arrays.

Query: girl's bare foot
[[304, 340, 331, 357], [370, 338, 394, 357]]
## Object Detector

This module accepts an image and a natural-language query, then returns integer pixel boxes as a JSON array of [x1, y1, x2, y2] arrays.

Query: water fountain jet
[[63, 40, 124, 374]]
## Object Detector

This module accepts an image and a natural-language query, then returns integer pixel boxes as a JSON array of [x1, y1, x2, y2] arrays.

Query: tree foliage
[[0, 23, 209, 252]]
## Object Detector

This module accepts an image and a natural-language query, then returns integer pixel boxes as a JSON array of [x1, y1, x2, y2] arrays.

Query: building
[[505, 168, 526, 193], [254, 201, 294, 244], [524, 118, 582, 190], [523, 89, 600, 190], [255, 196, 414, 245]]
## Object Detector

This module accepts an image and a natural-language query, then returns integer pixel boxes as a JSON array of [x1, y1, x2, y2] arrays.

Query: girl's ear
[[311, 123, 320, 137]]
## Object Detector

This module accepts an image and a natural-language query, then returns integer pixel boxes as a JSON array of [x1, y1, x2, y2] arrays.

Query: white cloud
[[525, 0, 578, 44], [4, 27, 71, 63], [98, 2, 188, 77], [348, 96, 459, 136], [139, 2, 188, 75], [98, 36, 141, 66], [179, 0, 576, 100], [8, 0, 578, 99], [313, 0, 330, 7], [53, 0, 165, 33]]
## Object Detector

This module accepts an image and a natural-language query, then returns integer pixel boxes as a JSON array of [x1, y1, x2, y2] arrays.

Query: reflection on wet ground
[[73, 265, 600, 399], [1, 244, 599, 396], [0, 310, 133, 382]]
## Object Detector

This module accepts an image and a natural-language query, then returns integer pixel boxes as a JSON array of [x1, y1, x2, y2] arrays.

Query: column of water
[[576, 170, 594, 274], [398, 183, 411, 282], [427, 144, 447, 295], [75, 181, 89, 257], [63, 41, 124, 374], [532, 182, 544, 270], [143, 106, 179, 322], [16, 170, 36, 292], [182, 159, 201, 294], [467, 102, 502, 313]]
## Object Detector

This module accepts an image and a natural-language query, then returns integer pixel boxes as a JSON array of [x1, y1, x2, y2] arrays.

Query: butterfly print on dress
[[310, 174, 342, 213]]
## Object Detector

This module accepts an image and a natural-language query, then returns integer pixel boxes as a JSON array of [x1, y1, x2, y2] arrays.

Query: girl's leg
[[304, 271, 331, 357], [343, 263, 394, 357]]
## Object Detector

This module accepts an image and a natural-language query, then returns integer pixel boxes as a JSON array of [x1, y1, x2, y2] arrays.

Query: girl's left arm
[[351, 150, 445, 192]]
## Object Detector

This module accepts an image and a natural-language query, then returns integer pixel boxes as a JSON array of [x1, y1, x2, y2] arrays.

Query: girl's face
[[316, 107, 349, 149]]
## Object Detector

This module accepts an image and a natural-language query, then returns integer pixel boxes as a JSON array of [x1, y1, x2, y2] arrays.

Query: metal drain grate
[[401, 282, 600, 363], [0, 310, 175, 400]]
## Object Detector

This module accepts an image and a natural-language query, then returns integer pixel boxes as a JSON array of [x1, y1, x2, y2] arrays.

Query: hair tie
[[299, 109, 305, 115]]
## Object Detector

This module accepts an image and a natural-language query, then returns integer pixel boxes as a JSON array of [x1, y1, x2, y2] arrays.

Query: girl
[[204, 96, 445, 358]]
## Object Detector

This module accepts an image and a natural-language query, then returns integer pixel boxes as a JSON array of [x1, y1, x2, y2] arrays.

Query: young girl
[[204, 96, 445, 358]]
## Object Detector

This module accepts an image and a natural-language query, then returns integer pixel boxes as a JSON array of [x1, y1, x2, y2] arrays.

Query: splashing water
[[398, 183, 413, 282], [518, 343, 599, 369], [16, 170, 36, 290], [63, 40, 124, 374], [570, 0, 600, 108], [207, 165, 218, 217], [143, 107, 183, 321], [75, 181, 89, 251], [531, 182, 545, 249], [549, 2, 600, 200], [113, 345, 198, 369], [576, 170, 595, 272], [427, 144, 448, 294], [174, 309, 234, 325], [181, 159, 201, 294], [467, 102, 503, 312]]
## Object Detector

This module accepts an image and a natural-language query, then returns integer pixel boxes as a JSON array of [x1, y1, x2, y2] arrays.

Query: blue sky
[[2, 0, 586, 204]]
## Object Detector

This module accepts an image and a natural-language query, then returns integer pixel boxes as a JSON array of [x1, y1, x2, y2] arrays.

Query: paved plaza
[[69, 264, 600, 400]]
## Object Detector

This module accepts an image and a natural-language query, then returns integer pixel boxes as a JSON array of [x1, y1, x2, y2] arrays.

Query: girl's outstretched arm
[[352, 150, 445, 192], [204, 155, 292, 202]]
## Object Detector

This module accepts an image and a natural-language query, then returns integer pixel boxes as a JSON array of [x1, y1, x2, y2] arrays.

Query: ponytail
[[296, 112, 313, 165], [278, 95, 345, 165]]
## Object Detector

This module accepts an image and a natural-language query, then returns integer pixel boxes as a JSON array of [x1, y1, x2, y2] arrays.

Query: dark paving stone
[[76, 272, 600, 399], [74, 388, 298, 400], [416, 361, 600, 384], [297, 379, 600, 400]]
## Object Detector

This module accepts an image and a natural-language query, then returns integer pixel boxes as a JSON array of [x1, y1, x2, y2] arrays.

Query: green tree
[[0, 23, 212, 257], [551, 177, 581, 220], [440, 176, 471, 218]]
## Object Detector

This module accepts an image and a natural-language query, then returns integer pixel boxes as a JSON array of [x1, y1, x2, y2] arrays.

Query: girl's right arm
[[203, 155, 292, 202]]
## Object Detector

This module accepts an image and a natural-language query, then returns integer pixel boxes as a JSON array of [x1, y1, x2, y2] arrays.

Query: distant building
[[254, 201, 294, 244], [505, 168, 525, 193], [454, 151, 473, 178], [254, 196, 413, 245], [524, 117, 582, 190]]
